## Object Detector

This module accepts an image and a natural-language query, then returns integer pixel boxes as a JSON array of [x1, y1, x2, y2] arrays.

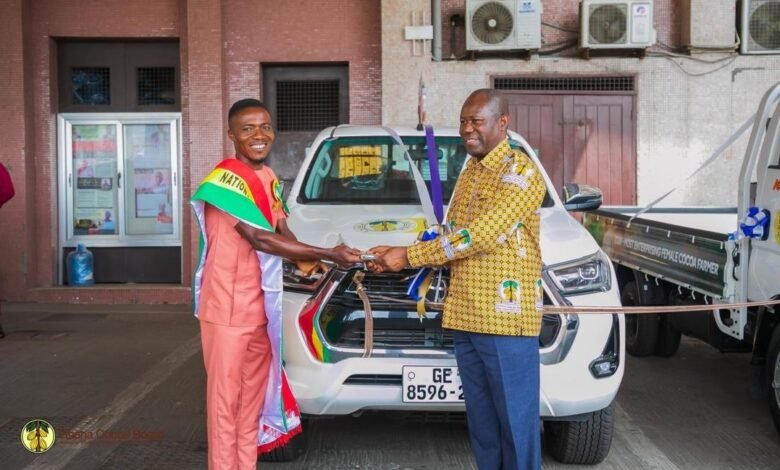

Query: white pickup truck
[[582, 83, 780, 435], [267, 125, 624, 464]]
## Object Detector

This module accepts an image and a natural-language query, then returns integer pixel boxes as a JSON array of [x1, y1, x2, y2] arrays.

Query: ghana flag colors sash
[[191, 158, 302, 453]]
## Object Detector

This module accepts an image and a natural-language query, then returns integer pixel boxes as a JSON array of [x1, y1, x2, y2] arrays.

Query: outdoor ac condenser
[[580, 0, 656, 49], [740, 0, 780, 54], [465, 0, 542, 51]]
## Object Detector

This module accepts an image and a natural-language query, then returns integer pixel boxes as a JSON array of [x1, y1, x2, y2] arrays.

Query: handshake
[[293, 244, 411, 277], [358, 246, 410, 273]]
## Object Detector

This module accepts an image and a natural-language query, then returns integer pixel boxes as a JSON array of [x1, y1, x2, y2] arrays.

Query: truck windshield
[[299, 136, 468, 204], [299, 135, 552, 206]]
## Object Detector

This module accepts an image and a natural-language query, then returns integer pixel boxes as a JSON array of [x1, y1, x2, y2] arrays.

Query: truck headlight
[[282, 259, 330, 293], [546, 252, 611, 296]]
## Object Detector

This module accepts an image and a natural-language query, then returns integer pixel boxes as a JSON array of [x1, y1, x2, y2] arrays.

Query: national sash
[[191, 158, 302, 454]]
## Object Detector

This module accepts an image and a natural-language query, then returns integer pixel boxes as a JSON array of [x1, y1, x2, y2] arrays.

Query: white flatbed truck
[[583, 82, 780, 434]]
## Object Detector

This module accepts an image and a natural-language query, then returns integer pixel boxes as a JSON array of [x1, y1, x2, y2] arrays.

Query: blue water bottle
[[67, 244, 94, 286]]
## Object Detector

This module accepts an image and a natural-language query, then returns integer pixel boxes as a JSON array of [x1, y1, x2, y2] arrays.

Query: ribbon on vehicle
[[629, 113, 756, 224], [352, 271, 374, 358], [409, 126, 447, 321], [426, 126, 444, 224], [380, 125, 447, 321], [730, 206, 771, 240], [380, 126, 437, 226], [367, 293, 780, 314]]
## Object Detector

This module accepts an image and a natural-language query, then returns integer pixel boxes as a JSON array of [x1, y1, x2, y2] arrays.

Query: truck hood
[[286, 204, 601, 266]]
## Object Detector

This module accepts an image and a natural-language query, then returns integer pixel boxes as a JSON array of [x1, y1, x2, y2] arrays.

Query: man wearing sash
[[191, 99, 361, 469], [369, 89, 546, 470]]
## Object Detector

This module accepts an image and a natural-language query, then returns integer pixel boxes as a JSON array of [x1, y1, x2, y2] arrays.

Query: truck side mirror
[[563, 183, 603, 212]]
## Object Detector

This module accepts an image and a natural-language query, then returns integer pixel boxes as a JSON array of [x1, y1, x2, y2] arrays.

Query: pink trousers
[[200, 321, 271, 470]]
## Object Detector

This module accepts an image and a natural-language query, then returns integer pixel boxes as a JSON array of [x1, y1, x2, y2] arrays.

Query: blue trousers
[[453, 331, 541, 470]]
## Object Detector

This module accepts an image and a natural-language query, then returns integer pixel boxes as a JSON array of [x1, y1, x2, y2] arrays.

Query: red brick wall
[[181, 0, 226, 291], [222, 0, 382, 128], [0, 0, 28, 302], [0, 0, 180, 303], [442, 0, 682, 58], [30, 0, 180, 37], [0, 0, 382, 303]]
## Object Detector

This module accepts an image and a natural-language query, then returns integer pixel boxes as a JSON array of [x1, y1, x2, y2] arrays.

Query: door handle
[[117, 172, 122, 189]]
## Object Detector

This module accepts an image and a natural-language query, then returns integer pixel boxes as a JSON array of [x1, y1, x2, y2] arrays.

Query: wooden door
[[507, 93, 636, 205], [509, 95, 565, 194]]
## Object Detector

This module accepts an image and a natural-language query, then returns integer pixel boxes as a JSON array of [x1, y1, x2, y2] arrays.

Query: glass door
[[58, 113, 181, 247], [123, 123, 175, 236], [70, 123, 120, 236]]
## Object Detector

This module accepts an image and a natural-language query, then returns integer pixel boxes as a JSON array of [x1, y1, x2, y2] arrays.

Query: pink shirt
[[198, 164, 287, 326]]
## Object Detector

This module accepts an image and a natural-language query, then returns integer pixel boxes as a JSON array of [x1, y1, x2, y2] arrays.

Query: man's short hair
[[228, 98, 269, 122], [469, 89, 509, 118]]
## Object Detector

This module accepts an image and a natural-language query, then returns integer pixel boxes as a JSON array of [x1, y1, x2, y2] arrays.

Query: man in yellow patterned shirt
[[369, 89, 545, 470]]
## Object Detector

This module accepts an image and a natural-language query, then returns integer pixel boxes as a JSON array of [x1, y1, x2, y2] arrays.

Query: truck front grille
[[334, 326, 455, 349], [318, 269, 561, 361]]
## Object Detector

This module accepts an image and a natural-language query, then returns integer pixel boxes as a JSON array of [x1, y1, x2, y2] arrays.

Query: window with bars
[[71, 67, 111, 105], [59, 41, 179, 112], [494, 76, 635, 92], [276, 80, 341, 131], [137, 67, 176, 105]]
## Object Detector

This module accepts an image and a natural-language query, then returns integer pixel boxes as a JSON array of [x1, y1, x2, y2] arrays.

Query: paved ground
[[1, 304, 779, 469]]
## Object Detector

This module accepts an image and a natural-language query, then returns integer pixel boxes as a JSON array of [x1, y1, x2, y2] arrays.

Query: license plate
[[402, 366, 464, 403]]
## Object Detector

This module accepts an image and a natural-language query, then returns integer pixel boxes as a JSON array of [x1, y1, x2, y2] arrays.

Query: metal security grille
[[71, 67, 110, 105], [276, 80, 340, 131], [137, 67, 176, 105], [494, 76, 635, 92]]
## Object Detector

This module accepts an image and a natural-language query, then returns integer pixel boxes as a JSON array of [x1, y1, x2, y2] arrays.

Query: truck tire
[[544, 402, 614, 465], [654, 314, 682, 357], [767, 325, 780, 434], [621, 281, 659, 357], [258, 429, 306, 462]]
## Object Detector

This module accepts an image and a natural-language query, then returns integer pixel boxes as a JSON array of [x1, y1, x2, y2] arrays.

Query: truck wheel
[[544, 402, 614, 465], [654, 314, 682, 357], [258, 429, 306, 462], [621, 281, 658, 357], [767, 325, 780, 434]]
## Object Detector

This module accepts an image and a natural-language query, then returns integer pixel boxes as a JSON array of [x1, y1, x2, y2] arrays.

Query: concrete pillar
[[180, 0, 226, 285], [0, 0, 29, 300]]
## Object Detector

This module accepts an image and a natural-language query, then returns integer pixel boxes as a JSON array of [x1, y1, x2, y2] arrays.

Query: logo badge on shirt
[[535, 279, 544, 311], [496, 279, 521, 313], [451, 228, 472, 251]]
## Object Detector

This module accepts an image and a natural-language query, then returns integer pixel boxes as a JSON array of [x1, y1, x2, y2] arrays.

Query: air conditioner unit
[[465, 0, 542, 51], [740, 0, 780, 54], [580, 0, 656, 49]]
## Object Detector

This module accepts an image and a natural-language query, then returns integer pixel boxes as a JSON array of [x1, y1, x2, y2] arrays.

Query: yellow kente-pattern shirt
[[407, 139, 545, 336]]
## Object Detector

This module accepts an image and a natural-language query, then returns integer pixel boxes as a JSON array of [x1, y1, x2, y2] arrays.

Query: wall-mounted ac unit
[[465, 0, 542, 51], [580, 0, 656, 49], [740, 0, 780, 54]]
